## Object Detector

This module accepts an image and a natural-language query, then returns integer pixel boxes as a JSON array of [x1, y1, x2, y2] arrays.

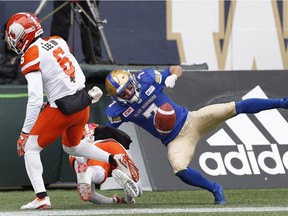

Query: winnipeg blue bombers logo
[[167, 0, 288, 70], [272, 1, 288, 68]]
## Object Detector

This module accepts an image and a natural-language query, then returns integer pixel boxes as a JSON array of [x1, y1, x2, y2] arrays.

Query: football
[[154, 102, 176, 135]]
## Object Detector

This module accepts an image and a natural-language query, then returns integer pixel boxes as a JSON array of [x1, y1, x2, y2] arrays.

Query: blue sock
[[176, 167, 218, 192], [236, 98, 286, 114]]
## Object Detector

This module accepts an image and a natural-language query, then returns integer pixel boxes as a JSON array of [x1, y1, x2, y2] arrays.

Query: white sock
[[90, 184, 114, 204], [73, 157, 86, 171], [24, 151, 46, 193], [90, 166, 105, 184], [63, 140, 110, 163]]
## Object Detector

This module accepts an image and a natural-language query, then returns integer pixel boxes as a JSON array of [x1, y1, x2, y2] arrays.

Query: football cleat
[[213, 185, 227, 205], [77, 163, 92, 201], [112, 194, 125, 204], [113, 154, 140, 182], [125, 193, 136, 204], [280, 97, 288, 109], [112, 169, 139, 197], [20, 196, 51, 210], [112, 194, 136, 204]]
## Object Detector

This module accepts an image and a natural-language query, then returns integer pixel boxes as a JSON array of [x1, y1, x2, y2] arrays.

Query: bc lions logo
[[9, 30, 16, 39], [8, 22, 25, 41]]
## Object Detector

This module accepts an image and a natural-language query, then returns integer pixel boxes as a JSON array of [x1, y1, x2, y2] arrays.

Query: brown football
[[154, 102, 176, 135]]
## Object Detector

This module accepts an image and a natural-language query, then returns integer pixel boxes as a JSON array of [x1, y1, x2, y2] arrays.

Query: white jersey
[[20, 36, 86, 133], [21, 36, 86, 103]]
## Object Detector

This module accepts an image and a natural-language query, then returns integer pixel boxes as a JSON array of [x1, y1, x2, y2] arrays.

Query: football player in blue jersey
[[104, 65, 288, 205]]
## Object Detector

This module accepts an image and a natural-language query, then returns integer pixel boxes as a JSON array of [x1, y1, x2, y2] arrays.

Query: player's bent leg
[[112, 169, 139, 197], [236, 98, 288, 114], [168, 137, 226, 205], [113, 154, 140, 182], [90, 184, 117, 204], [63, 141, 111, 163], [192, 102, 236, 135], [175, 168, 226, 205]]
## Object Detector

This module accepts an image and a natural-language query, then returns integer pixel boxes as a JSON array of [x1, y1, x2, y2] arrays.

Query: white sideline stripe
[[2, 207, 288, 216]]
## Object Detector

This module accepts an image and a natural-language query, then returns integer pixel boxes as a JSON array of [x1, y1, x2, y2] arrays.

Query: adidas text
[[199, 144, 288, 176]]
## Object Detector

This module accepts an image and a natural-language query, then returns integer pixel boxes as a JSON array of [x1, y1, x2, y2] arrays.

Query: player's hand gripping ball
[[154, 103, 176, 135]]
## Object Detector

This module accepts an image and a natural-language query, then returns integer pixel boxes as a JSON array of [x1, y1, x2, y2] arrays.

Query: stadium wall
[[135, 70, 288, 190], [1, 1, 288, 70], [1, 66, 288, 191]]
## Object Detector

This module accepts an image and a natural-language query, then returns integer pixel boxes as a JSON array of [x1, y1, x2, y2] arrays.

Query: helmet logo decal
[[9, 22, 25, 40], [9, 30, 16, 39]]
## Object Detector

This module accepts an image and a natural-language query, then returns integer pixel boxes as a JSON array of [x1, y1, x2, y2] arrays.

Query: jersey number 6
[[53, 47, 76, 83]]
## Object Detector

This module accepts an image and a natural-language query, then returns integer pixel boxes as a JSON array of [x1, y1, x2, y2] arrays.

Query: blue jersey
[[105, 67, 189, 146]]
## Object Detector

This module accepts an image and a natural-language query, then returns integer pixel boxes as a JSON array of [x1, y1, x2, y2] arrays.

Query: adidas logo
[[199, 86, 288, 176]]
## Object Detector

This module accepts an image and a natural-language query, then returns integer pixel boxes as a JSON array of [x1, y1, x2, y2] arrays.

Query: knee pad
[[168, 151, 190, 174], [90, 166, 105, 184]]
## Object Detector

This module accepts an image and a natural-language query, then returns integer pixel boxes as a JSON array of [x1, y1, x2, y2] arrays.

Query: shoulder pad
[[105, 100, 126, 117], [136, 68, 161, 84], [154, 70, 162, 84], [21, 45, 40, 75]]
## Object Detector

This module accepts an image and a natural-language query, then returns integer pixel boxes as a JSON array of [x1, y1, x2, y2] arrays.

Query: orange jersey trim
[[44, 35, 62, 41], [21, 45, 40, 75]]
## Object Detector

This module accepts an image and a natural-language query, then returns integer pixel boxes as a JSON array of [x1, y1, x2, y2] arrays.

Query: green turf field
[[0, 188, 288, 215]]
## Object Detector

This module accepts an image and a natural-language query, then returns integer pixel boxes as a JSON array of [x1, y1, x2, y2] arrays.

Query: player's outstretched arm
[[169, 65, 183, 78], [165, 65, 183, 88]]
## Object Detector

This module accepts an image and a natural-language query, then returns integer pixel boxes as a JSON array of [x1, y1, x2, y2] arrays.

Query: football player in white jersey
[[5, 12, 139, 210], [69, 123, 142, 205]]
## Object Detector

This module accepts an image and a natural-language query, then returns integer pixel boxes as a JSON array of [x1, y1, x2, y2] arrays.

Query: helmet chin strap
[[129, 95, 139, 103], [116, 89, 142, 104]]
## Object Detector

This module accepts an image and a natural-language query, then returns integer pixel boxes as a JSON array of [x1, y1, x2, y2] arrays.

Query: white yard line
[[1, 207, 288, 216]]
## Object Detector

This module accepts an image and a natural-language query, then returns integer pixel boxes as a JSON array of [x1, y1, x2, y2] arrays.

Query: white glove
[[164, 74, 177, 88], [88, 86, 103, 103]]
